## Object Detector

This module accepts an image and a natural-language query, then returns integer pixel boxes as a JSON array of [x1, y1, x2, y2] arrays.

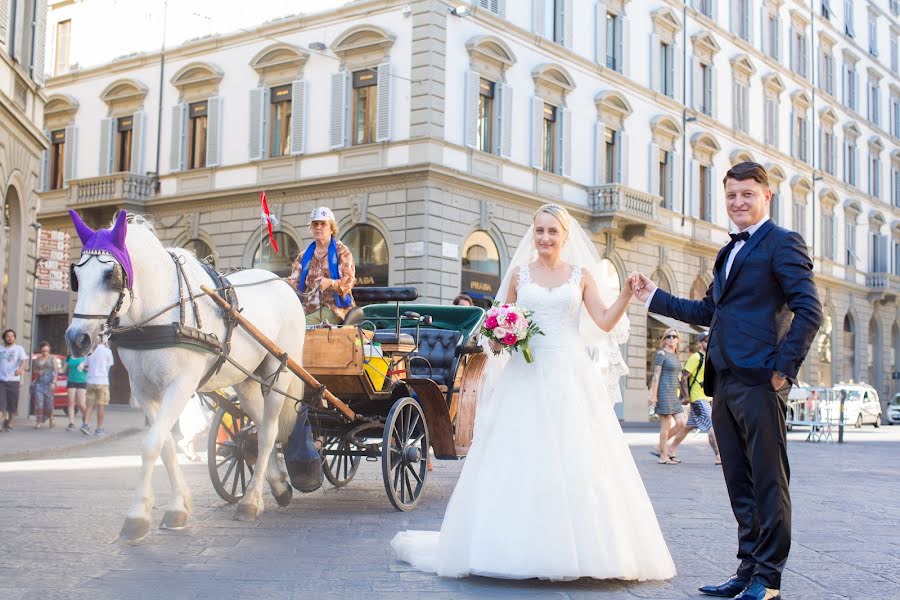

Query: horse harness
[[72, 250, 239, 389]]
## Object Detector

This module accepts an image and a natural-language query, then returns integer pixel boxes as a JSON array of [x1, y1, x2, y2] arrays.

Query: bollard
[[838, 389, 847, 444]]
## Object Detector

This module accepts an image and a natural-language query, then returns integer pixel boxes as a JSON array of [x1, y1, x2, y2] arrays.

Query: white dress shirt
[[644, 216, 771, 308]]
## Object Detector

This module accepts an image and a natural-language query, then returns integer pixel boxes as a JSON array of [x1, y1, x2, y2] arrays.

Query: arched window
[[182, 238, 214, 266], [844, 314, 857, 382], [461, 231, 501, 308], [342, 224, 389, 287], [251, 232, 299, 276], [690, 277, 708, 300]]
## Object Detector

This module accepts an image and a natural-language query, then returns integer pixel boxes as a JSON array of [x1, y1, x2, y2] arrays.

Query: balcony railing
[[68, 173, 157, 206], [587, 183, 660, 237], [866, 272, 891, 289], [866, 272, 898, 303]]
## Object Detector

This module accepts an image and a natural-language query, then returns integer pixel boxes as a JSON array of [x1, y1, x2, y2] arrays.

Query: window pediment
[[45, 94, 79, 121], [533, 63, 576, 101], [100, 78, 149, 116], [891, 220, 900, 237], [331, 25, 395, 67], [761, 72, 785, 95], [765, 163, 786, 185], [171, 62, 224, 101], [691, 30, 720, 60], [730, 149, 754, 166], [818, 30, 837, 49], [651, 7, 683, 34], [249, 44, 309, 83], [595, 90, 632, 129], [869, 210, 886, 229], [690, 132, 721, 162], [790, 90, 811, 110], [844, 121, 862, 138], [466, 35, 516, 75], [868, 67, 883, 80], [869, 136, 884, 153], [842, 48, 859, 63], [819, 106, 838, 127], [789, 9, 810, 27], [844, 198, 863, 217], [891, 149, 900, 164], [819, 188, 839, 209], [790, 175, 812, 196], [730, 54, 756, 78], [650, 115, 683, 143]]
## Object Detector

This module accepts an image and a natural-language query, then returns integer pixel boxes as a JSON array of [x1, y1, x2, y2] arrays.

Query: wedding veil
[[481, 211, 630, 405]]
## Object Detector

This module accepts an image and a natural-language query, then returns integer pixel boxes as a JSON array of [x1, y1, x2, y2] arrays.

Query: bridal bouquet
[[481, 303, 543, 364]]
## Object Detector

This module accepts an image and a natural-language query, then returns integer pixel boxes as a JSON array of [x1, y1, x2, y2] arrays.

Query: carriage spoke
[[410, 432, 425, 447], [239, 459, 247, 493], [405, 462, 423, 486], [220, 457, 237, 486], [406, 413, 420, 441], [403, 468, 413, 502], [230, 460, 241, 497]]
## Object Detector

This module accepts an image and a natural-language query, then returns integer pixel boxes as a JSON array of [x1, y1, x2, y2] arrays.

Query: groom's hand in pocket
[[770, 372, 789, 391]]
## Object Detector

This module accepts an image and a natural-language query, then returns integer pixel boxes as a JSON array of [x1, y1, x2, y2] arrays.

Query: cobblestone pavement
[[0, 424, 897, 600]]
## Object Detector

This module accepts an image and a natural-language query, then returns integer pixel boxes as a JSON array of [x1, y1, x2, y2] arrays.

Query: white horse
[[65, 210, 306, 542]]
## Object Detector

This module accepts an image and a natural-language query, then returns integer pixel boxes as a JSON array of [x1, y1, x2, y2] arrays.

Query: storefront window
[[252, 232, 299, 276], [342, 224, 389, 287], [461, 231, 501, 308]]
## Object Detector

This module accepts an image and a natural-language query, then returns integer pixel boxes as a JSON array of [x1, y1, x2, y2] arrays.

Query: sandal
[[657, 458, 677, 465], [715, 457, 722, 465], [669, 456, 682, 464]]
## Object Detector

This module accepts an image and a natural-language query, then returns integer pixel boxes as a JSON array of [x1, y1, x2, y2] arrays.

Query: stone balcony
[[67, 173, 157, 210], [866, 272, 898, 303], [587, 183, 660, 240]]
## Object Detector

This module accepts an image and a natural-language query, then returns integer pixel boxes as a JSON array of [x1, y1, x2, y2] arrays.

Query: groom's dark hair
[[723, 161, 769, 188]]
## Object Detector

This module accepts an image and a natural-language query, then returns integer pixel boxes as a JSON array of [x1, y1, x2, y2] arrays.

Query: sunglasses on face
[[664, 334, 678, 340]]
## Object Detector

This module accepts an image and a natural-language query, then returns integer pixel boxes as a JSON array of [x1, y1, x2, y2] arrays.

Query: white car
[[831, 384, 882, 428], [887, 393, 900, 425]]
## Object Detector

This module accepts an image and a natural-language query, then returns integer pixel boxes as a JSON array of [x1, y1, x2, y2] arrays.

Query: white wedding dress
[[391, 264, 676, 581]]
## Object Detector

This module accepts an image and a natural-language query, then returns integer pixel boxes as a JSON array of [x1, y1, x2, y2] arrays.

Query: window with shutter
[[206, 96, 221, 167], [269, 84, 292, 157], [329, 73, 348, 150], [290, 80, 305, 155], [48, 128, 65, 190], [130, 111, 144, 175], [376, 62, 391, 142], [845, 0, 854, 37], [170, 103, 186, 171], [498, 82, 513, 158], [187, 100, 208, 169], [98, 117, 113, 175], [604, 128, 616, 184], [115, 115, 133, 173], [63, 125, 76, 183], [477, 78, 495, 154], [542, 103, 556, 173]]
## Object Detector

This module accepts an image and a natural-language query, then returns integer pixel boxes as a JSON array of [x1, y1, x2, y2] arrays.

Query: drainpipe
[[810, 0, 819, 258], [680, 3, 694, 227]]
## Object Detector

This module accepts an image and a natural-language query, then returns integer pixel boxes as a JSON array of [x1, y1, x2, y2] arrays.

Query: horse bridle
[[70, 252, 131, 332]]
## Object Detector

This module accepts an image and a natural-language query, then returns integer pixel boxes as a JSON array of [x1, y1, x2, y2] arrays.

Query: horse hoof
[[160, 510, 189, 530], [273, 486, 293, 507], [119, 517, 151, 542], [234, 503, 261, 522]]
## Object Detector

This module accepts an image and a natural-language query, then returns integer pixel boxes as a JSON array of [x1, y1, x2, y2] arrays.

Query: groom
[[632, 162, 822, 600]]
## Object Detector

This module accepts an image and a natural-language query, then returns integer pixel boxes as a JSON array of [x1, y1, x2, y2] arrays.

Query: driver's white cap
[[309, 206, 335, 223]]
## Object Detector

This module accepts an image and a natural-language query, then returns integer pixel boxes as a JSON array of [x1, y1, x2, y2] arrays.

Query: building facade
[[0, 0, 49, 414], [38, 0, 900, 420]]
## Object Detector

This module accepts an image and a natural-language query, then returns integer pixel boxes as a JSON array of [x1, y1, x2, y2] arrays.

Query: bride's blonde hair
[[534, 203, 571, 233]]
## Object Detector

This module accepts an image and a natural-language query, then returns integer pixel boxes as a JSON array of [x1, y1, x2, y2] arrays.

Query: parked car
[[29, 353, 69, 416], [887, 393, 900, 425], [831, 384, 882, 428]]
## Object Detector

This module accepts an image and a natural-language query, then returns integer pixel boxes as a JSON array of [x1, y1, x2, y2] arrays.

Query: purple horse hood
[[69, 209, 134, 290]]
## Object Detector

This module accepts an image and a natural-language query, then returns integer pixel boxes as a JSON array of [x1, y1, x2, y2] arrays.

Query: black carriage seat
[[401, 327, 462, 388]]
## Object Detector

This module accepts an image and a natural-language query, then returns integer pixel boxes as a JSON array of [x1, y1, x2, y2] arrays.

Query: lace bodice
[[516, 264, 583, 349]]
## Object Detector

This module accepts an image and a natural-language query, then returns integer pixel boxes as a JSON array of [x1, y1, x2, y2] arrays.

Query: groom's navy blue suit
[[649, 217, 822, 589]]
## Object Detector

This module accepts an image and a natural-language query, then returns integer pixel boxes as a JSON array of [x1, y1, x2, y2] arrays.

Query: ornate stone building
[[38, 0, 899, 419]]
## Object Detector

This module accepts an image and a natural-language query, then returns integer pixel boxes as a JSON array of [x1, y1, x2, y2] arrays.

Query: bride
[[390, 203, 676, 581]]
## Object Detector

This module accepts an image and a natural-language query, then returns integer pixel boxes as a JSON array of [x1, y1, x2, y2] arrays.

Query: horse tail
[[276, 374, 304, 443]]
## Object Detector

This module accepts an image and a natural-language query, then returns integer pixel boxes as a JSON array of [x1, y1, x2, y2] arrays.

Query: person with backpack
[[668, 331, 721, 465]]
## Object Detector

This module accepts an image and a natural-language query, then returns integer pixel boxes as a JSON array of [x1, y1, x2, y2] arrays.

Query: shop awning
[[649, 314, 707, 336]]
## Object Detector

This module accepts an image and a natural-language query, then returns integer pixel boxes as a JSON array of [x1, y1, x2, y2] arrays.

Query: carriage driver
[[284, 207, 357, 492]]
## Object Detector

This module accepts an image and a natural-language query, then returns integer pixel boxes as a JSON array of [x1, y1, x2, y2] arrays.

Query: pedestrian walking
[[648, 328, 685, 464], [667, 332, 721, 464], [31, 342, 59, 429], [81, 338, 114, 435], [65, 354, 88, 431], [0, 329, 28, 432]]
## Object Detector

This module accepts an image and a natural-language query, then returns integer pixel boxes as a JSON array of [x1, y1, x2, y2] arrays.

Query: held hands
[[628, 272, 657, 303]]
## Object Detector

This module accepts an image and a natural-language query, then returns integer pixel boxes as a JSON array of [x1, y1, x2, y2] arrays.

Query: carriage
[[202, 286, 488, 511]]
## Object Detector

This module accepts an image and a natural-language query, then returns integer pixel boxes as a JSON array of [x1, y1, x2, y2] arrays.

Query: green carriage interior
[[360, 304, 485, 389]]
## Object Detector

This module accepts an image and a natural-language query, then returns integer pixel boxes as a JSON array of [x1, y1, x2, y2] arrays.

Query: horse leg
[[232, 368, 290, 521], [120, 382, 193, 542], [233, 376, 292, 514], [158, 430, 193, 530]]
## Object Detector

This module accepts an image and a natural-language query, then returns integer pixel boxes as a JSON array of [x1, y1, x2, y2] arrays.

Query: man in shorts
[[669, 331, 721, 465], [82, 337, 114, 435], [0, 329, 28, 431]]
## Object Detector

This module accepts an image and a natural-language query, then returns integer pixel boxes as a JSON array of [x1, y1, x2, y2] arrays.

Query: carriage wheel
[[207, 406, 255, 504], [381, 397, 429, 512], [321, 436, 361, 488]]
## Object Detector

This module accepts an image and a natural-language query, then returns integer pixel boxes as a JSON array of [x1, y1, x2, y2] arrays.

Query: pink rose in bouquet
[[480, 302, 543, 364]]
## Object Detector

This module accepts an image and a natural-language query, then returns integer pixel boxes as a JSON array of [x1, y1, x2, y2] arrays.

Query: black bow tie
[[729, 231, 750, 242]]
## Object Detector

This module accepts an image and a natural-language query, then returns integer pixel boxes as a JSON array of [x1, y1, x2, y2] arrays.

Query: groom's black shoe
[[698, 575, 750, 597], [732, 579, 781, 600], [286, 458, 323, 493]]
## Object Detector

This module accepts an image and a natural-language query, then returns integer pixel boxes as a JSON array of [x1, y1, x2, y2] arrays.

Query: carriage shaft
[[199, 285, 357, 421]]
